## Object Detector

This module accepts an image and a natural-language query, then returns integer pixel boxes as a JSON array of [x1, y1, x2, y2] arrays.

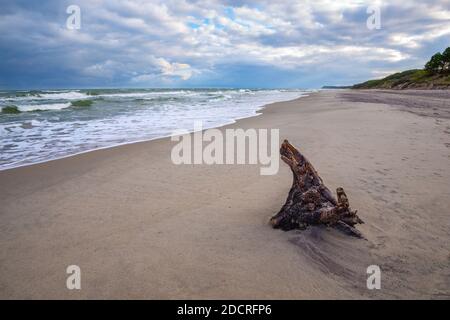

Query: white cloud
[[389, 23, 450, 49], [154, 58, 195, 80]]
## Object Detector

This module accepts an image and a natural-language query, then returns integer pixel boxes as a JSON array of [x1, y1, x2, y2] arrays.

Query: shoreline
[[1, 89, 449, 299], [0, 92, 312, 172]]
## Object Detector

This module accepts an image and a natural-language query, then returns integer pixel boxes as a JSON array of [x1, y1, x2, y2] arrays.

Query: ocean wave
[[0, 91, 88, 101], [0, 89, 253, 103], [0, 89, 309, 170], [36, 91, 88, 100], [17, 103, 72, 112], [96, 90, 196, 99], [98, 92, 153, 98], [207, 94, 232, 101]]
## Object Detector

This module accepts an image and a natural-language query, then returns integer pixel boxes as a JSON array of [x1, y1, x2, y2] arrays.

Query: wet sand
[[0, 90, 449, 299]]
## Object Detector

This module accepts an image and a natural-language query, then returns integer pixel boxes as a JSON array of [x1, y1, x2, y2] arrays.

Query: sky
[[0, 0, 449, 89]]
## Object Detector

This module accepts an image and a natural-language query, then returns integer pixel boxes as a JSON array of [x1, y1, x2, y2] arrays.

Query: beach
[[0, 89, 449, 299]]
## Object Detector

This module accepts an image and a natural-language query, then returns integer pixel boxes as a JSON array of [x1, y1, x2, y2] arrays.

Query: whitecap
[[0, 91, 88, 102], [38, 91, 87, 100], [18, 103, 71, 112]]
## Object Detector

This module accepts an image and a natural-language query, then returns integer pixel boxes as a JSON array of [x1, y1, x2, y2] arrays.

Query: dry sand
[[0, 90, 449, 299]]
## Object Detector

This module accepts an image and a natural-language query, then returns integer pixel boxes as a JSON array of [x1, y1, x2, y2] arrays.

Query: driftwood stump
[[270, 140, 364, 238]]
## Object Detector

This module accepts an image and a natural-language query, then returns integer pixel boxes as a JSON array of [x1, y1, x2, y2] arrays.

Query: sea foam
[[0, 89, 310, 170]]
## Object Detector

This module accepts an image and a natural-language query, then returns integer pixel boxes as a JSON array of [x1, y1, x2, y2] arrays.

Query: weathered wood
[[270, 140, 364, 238]]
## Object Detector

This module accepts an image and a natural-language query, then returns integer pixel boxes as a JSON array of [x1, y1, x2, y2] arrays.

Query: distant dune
[[353, 47, 450, 90], [353, 69, 450, 90]]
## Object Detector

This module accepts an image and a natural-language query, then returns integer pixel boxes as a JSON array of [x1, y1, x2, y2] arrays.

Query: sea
[[0, 88, 310, 170]]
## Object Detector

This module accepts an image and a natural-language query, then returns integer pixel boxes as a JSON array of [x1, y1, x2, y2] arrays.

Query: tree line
[[425, 47, 450, 74]]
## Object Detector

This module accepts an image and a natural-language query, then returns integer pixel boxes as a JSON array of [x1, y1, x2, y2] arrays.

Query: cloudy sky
[[0, 0, 449, 89]]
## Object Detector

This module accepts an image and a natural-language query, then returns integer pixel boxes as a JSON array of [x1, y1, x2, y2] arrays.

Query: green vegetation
[[425, 53, 444, 73], [1, 105, 21, 114], [353, 47, 450, 89], [71, 99, 93, 107], [425, 47, 450, 73]]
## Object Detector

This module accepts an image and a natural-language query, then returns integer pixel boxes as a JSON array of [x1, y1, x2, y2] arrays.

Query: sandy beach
[[0, 89, 449, 299]]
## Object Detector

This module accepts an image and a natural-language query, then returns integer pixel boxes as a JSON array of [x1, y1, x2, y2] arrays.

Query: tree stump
[[270, 140, 364, 238]]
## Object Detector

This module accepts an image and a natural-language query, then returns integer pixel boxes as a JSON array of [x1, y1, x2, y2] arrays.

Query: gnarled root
[[270, 140, 364, 238]]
